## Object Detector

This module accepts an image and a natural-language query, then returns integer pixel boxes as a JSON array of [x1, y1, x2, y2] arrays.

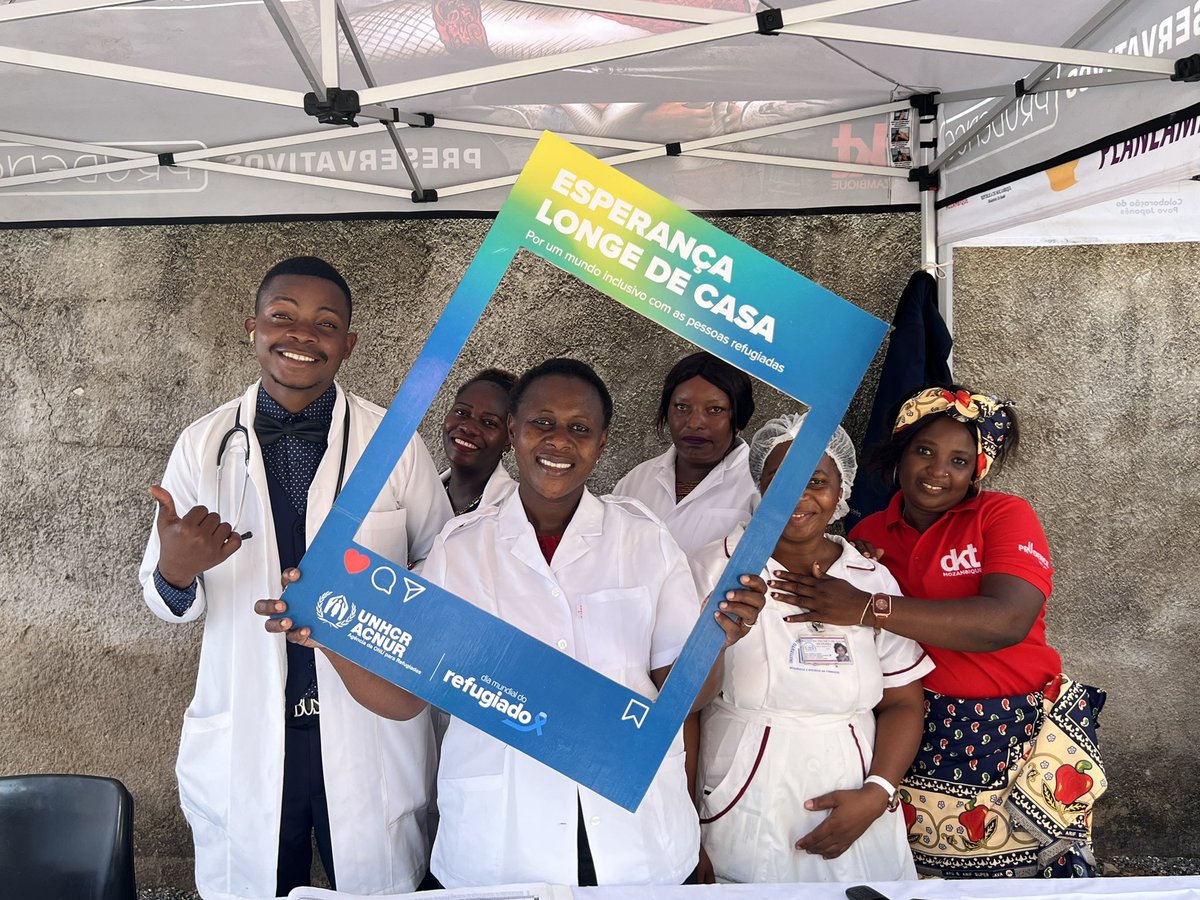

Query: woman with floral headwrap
[[690, 414, 932, 884], [775, 385, 1106, 880]]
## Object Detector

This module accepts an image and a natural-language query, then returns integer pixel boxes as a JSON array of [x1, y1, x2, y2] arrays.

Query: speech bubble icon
[[371, 565, 398, 595]]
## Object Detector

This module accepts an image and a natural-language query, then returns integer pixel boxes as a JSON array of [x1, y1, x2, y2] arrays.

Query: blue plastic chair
[[0, 774, 136, 900]]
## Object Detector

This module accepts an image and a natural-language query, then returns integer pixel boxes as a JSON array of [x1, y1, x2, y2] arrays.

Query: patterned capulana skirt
[[901, 676, 1106, 878]]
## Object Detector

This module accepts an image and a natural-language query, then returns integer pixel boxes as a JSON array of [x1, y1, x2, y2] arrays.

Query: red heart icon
[[344, 548, 371, 574]]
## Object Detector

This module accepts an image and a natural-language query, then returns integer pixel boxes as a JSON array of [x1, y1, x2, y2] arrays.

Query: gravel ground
[[1100, 856, 1200, 877], [134, 858, 1200, 898]]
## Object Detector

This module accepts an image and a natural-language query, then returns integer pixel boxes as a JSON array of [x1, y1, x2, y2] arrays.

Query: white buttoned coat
[[612, 442, 757, 557], [422, 488, 701, 887], [139, 382, 451, 900]]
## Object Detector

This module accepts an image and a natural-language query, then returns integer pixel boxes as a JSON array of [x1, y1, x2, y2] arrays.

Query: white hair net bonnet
[[748, 412, 858, 523]]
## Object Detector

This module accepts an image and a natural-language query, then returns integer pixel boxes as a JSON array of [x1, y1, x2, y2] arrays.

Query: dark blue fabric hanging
[[846, 271, 952, 530]]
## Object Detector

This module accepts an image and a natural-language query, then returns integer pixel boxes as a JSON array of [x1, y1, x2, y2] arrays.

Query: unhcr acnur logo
[[315, 591, 358, 628]]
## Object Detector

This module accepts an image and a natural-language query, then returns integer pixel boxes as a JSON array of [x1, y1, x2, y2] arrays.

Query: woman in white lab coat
[[613, 351, 757, 556], [141, 382, 449, 900], [439, 368, 517, 516], [263, 358, 767, 888], [691, 414, 932, 884]]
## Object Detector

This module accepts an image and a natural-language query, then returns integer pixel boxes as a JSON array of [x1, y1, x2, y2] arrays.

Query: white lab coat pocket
[[434, 763, 504, 883], [357, 506, 408, 563], [434, 726, 506, 883], [698, 710, 755, 821], [577, 587, 653, 678], [176, 710, 233, 832]]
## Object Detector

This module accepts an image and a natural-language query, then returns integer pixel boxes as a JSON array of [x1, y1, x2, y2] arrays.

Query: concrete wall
[[0, 217, 1192, 888], [950, 242, 1200, 858]]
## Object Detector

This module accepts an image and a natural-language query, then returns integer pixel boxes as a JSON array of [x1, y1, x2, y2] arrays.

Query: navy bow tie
[[254, 414, 328, 446]]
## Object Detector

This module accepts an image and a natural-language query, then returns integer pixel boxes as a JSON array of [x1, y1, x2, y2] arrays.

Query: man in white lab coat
[[139, 257, 451, 900]]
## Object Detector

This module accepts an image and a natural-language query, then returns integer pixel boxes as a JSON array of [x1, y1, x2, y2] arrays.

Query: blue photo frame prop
[[283, 133, 887, 811]]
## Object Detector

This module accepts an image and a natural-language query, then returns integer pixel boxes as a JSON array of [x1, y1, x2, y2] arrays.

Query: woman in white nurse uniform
[[613, 351, 757, 556], [439, 368, 517, 516], [262, 358, 767, 887], [691, 414, 932, 883]]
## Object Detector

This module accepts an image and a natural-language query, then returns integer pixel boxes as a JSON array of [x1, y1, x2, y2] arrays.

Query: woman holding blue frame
[[260, 358, 766, 887]]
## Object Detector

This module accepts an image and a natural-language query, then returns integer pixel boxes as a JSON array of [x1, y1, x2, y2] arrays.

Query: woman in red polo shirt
[[773, 386, 1106, 880]]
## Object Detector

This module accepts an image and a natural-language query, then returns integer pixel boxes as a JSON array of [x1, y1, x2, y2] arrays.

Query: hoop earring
[[249, 329, 256, 344], [891, 467, 900, 489]]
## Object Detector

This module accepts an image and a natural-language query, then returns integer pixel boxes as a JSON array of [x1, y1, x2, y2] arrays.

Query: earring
[[891, 466, 900, 488], [249, 330, 256, 344]]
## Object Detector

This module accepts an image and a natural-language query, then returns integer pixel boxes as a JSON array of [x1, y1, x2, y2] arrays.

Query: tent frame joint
[[908, 165, 940, 193], [665, 142, 682, 157], [157, 152, 176, 167], [756, 8, 783, 35], [1172, 53, 1200, 82], [909, 91, 939, 120], [303, 88, 361, 127], [411, 188, 438, 204]]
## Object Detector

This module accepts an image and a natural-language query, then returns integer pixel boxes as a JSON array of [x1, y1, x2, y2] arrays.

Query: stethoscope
[[216, 399, 351, 534]]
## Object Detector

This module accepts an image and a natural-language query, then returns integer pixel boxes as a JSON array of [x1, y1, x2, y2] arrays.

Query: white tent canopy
[[1, 0, 1197, 253]]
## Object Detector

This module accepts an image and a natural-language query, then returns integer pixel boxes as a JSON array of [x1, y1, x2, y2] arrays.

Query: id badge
[[788, 633, 854, 669]]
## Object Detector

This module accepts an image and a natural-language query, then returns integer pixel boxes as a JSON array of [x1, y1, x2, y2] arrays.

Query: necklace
[[455, 495, 483, 515], [446, 483, 485, 516]]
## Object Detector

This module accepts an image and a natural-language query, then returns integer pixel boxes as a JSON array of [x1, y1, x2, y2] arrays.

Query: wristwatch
[[864, 774, 901, 811], [869, 592, 893, 633]]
